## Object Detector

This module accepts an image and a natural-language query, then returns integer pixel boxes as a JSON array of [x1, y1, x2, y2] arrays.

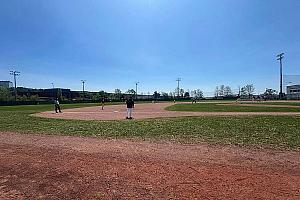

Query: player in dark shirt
[[126, 97, 134, 119], [101, 98, 105, 110]]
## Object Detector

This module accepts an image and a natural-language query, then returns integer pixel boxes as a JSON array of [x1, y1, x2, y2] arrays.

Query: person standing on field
[[101, 98, 105, 110], [126, 97, 134, 119], [54, 98, 62, 113]]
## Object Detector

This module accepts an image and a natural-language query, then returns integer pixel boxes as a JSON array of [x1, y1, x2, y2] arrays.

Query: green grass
[[240, 101, 300, 106], [0, 103, 299, 150], [166, 103, 300, 112], [0, 103, 104, 112]]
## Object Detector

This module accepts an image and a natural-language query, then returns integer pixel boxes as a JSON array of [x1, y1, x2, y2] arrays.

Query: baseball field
[[1, 101, 300, 199]]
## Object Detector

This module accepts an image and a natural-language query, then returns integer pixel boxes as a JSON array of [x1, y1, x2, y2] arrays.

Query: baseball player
[[126, 97, 134, 119]]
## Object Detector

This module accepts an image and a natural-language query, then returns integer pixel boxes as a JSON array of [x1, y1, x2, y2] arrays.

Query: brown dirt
[[0, 132, 299, 199], [34, 103, 300, 121]]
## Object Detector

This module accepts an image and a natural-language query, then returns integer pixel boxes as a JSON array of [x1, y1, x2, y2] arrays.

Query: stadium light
[[81, 80, 86, 100], [9, 70, 20, 101], [81, 80, 86, 93], [135, 82, 139, 100], [51, 83, 55, 99], [276, 53, 284, 99], [176, 78, 181, 97]]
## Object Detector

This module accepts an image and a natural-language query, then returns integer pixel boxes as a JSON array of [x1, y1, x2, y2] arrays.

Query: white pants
[[127, 108, 133, 118]]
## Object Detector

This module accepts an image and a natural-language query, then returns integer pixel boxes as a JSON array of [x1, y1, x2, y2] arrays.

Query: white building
[[0, 81, 13, 88], [287, 85, 300, 100]]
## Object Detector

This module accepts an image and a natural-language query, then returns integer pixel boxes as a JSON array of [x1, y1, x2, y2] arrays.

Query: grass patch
[[0, 103, 299, 150], [166, 103, 300, 112], [0, 103, 105, 112], [240, 101, 300, 106]]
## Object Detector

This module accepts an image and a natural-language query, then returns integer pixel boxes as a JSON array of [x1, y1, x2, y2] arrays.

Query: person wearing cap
[[125, 97, 134, 119], [54, 98, 62, 113]]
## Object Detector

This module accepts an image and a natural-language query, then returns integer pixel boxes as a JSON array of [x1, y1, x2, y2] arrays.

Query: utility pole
[[135, 82, 139, 100], [276, 53, 284, 99], [176, 78, 181, 98], [51, 83, 55, 99], [10, 70, 20, 101], [81, 80, 86, 100]]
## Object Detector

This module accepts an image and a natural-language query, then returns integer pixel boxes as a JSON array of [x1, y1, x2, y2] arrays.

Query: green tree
[[191, 89, 204, 99], [241, 84, 255, 98], [161, 92, 169, 100], [126, 89, 136, 94], [179, 89, 185, 97], [29, 95, 39, 101], [91, 93, 100, 101], [153, 91, 160, 99], [99, 90, 106, 98], [263, 88, 277, 100], [214, 86, 219, 97], [219, 85, 225, 96], [224, 86, 232, 96], [19, 95, 28, 102], [0, 87, 12, 101], [184, 92, 190, 98], [114, 89, 122, 100], [57, 89, 63, 101]]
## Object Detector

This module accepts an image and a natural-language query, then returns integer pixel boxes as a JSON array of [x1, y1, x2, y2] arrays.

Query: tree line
[[0, 84, 279, 103]]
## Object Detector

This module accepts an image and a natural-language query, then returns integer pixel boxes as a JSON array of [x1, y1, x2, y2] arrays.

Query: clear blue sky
[[0, 0, 300, 96]]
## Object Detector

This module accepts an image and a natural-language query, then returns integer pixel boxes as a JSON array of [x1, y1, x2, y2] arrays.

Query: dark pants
[[55, 104, 61, 113]]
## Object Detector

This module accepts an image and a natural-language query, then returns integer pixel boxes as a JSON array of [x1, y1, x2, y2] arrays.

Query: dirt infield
[[1, 132, 299, 199], [35, 103, 300, 121]]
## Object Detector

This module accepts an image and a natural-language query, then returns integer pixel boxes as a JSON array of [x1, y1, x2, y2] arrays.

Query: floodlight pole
[[51, 83, 54, 99], [81, 80, 86, 100], [176, 78, 181, 97], [276, 53, 284, 99], [135, 82, 139, 100], [10, 70, 20, 101]]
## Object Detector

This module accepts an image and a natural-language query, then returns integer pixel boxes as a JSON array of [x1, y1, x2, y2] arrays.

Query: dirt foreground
[[34, 103, 300, 121], [1, 132, 299, 199]]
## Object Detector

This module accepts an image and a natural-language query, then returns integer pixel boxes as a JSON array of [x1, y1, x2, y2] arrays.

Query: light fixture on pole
[[81, 80, 86, 100], [135, 82, 139, 100], [176, 78, 181, 97], [81, 80, 86, 93], [276, 53, 284, 99], [10, 70, 20, 101], [51, 83, 55, 99]]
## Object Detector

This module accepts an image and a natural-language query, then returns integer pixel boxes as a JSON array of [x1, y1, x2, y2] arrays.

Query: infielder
[[126, 97, 134, 119]]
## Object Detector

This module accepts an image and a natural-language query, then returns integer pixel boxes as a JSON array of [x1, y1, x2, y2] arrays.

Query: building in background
[[0, 81, 13, 88], [287, 85, 300, 100]]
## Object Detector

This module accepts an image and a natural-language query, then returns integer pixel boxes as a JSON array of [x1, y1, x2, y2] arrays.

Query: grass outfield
[[239, 101, 300, 106], [166, 102, 300, 112], [0, 103, 299, 150]]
